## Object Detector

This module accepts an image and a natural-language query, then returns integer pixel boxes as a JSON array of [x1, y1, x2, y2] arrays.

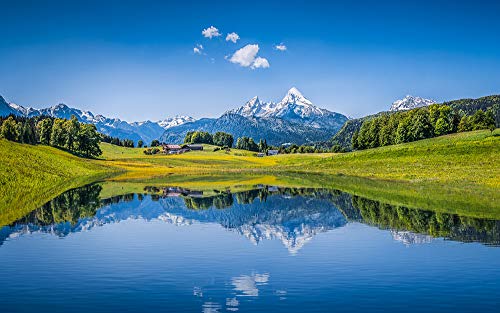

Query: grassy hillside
[[331, 94, 500, 150], [290, 130, 500, 218], [0, 139, 119, 224], [102, 131, 499, 185]]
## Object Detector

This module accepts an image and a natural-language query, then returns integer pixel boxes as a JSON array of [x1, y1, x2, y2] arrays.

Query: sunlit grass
[[0, 139, 121, 225]]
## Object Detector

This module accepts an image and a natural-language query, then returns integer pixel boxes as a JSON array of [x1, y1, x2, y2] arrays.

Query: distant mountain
[[157, 116, 195, 129], [390, 95, 436, 111], [162, 87, 348, 145], [0, 96, 20, 116], [0, 96, 195, 144]]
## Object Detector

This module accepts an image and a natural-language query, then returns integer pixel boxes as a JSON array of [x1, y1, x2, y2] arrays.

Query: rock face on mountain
[[390, 95, 436, 111], [162, 88, 348, 145], [0, 96, 19, 116], [0, 96, 194, 144]]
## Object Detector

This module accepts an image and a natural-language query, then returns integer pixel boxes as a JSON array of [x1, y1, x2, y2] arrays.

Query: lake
[[1, 183, 499, 313]]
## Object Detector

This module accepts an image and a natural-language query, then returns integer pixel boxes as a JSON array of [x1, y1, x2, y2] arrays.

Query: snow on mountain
[[162, 87, 349, 145], [269, 87, 327, 119], [158, 116, 196, 129], [0, 96, 195, 143], [226, 96, 277, 117], [390, 95, 436, 111], [0, 96, 18, 116], [227, 87, 329, 119]]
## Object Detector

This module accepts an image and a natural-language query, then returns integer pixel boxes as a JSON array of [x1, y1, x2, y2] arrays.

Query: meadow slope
[[0, 139, 120, 225]]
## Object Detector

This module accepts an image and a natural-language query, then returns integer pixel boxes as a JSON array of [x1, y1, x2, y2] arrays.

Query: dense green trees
[[37, 118, 53, 145], [352, 104, 496, 150], [184, 131, 213, 144], [0, 115, 102, 157], [213, 131, 234, 147], [137, 140, 144, 148], [235, 136, 259, 151], [76, 124, 102, 157], [258, 139, 268, 152], [1, 116, 19, 141], [182, 131, 234, 147], [277, 144, 328, 154], [101, 134, 136, 147]]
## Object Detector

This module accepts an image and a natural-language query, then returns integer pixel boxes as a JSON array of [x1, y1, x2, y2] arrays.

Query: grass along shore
[[0, 139, 121, 225], [0, 129, 499, 224]]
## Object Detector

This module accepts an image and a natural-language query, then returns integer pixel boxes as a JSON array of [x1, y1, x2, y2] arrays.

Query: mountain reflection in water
[[1, 184, 499, 250]]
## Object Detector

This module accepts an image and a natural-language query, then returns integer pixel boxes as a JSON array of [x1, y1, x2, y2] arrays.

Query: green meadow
[[0, 139, 120, 225], [0, 129, 499, 225]]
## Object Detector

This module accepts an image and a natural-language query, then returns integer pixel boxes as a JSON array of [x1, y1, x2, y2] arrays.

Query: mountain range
[[161, 87, 348, 145], [390, 95, 436, 111], [0, 95, 194, 144], [1, 90, 447, 146]]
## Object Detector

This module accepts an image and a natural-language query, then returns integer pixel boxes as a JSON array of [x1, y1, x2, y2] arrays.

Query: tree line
[[101, 134, 136, 148], [352, 104, 496, 150], [0, 115, 102, 158], [183, 131, 235, 148], [182, 131, 333, 154]]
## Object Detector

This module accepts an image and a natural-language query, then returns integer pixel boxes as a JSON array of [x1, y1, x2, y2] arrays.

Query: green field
[[0, 139, 120, 225], [1, 130, 499, 225]]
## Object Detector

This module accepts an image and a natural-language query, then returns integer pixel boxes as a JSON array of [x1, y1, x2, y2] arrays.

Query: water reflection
[[1, 184, 499, 249]]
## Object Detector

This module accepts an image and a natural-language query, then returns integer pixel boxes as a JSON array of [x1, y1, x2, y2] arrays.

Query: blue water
[[1, 186, 499, 312]]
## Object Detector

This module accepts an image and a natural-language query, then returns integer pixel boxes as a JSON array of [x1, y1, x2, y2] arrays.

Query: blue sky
[[1, 0, 499, 121]]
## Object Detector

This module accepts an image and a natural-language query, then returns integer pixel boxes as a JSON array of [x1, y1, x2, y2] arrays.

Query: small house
[[163, 144, 182, 153], [267, 150, 279, 156], [257, 153, 265, 157], [187, 144, 203, 151]]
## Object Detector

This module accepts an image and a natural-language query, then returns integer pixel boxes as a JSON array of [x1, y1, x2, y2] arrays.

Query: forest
[[0, 115, 102, 158], [352, 104, 496, 150]]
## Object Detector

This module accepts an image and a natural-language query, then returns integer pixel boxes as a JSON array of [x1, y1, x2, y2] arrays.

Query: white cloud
[[229, 44, 270, 70], [225, 32, 240, 43], [229, 44, 260, 67], [251, 57, 270, 69], [193, 44, 203, 54], [202, 26, 221, 39], [274, 43, 287, 51]]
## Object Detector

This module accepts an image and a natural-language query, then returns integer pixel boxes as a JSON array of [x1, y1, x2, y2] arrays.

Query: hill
[[0, 139, 118, 224], [331, 94, 500, 150]]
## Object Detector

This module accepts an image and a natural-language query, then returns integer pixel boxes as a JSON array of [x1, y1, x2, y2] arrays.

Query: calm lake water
[[1, 184, 499, 313]]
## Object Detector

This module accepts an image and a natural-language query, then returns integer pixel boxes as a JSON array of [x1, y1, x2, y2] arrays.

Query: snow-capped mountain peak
[[390, 95, 436, 111], [157, 115, 195, 129], [279, 87, 313, 107], [226, 87, 332, 120], [226, 96, 279, 117], [270, 87, 326, 119]]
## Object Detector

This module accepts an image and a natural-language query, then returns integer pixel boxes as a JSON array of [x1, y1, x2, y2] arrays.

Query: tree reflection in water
[[1, 183, 499, 247]]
